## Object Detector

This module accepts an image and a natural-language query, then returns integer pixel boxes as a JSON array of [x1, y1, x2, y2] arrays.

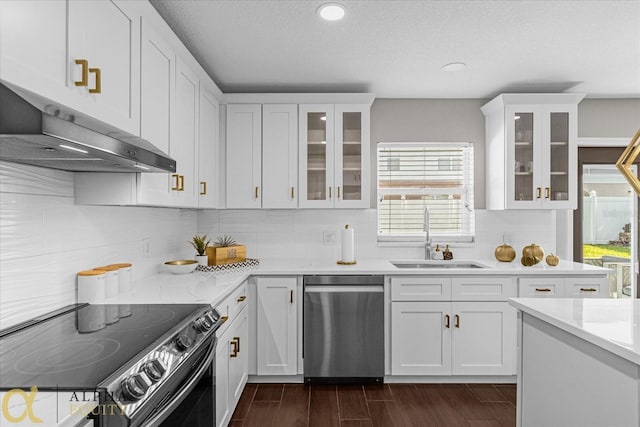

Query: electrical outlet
[[502, 233, 512, 243], [323, 231, 337, 245], [142, 238, 152, 257]]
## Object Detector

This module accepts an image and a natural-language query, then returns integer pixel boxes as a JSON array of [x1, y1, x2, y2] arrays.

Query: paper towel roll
[[341, 224, 355, 262]]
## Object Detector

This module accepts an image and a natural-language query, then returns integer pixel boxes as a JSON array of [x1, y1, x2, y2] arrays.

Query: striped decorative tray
[[195, 258, 260, 273]]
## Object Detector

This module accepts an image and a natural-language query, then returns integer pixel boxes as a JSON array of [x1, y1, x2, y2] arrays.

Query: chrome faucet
[[424, 207, 432, 260]]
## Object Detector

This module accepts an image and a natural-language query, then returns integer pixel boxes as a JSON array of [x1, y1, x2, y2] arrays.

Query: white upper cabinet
[[171, 58, 199, 207], [67, 0, 141, 136], [262, 104, 298, 209], [482, 94, 585, 210], [198, 86, 220, 208], [226, 104, 262, 209], [299, 104, 370, 208], [136, 19, 175, 206], [0, 0, 141, 137], [74, 3, 223, 208], [0, 1, 73, 107]]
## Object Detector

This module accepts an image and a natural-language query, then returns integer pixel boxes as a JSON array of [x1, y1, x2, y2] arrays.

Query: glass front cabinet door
[[299, 104, 370, 208], [483, 94, 583, 210]]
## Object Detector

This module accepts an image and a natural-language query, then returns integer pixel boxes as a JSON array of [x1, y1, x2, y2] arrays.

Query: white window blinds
[[377, 142, 475, 243]]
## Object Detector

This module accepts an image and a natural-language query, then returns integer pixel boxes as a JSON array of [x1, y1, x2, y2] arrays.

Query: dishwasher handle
[[304, 285, 383, 293]]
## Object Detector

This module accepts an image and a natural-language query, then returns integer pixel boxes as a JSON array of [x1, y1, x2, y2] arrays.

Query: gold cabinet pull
[[337, 186, 341, 198], [171, 174, 180, 191], [536, 187, 542, 199], [221, 316, 229, 323], [455, 314, 460, 328], [237, 295, 247, 302], [179, 175, 185, 191], [545, 187, 550, 199], [290, 289, 294, 304], [291, 186, 295, 199], [445, 314, 450, 328], [89, 67, 101, 94], [255, 186, 259, 199], [535, 288, 551, 292], [230, 338, 239, 357], [200, 181, 207, 195], [75, 59, 89, 87], [580, 287, 597, 292], [329, 186, 332, 199]]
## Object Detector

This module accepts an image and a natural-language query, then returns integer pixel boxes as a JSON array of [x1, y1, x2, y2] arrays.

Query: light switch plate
[[323, 231, 337, 245]]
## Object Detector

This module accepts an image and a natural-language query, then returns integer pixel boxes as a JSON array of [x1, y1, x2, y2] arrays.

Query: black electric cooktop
[[0, 303, 208, 390]]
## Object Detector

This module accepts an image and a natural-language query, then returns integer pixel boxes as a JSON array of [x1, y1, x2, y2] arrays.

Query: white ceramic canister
[[77, 270, 107, 304], [108, 263, 133, 294], [94, 266, 120, 325], [95, 265, 120, 298], [76, 270, 107, 332]]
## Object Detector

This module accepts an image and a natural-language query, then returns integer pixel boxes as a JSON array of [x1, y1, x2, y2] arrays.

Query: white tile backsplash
[[198, 208, 557, 262], [0, 162, 196, 329], [0, 161, 558, 329]]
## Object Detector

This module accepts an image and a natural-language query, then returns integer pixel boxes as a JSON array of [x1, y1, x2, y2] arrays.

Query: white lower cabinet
[[216, 306, 248, 427], [391, 301, 451, 375], [518, 276, 608, 298], [255, 277, 298, 375], [391, 301, 516, 376], [390, 276, 517, 377], [450, 301, 516, 375], [215, 282, 249, 427]]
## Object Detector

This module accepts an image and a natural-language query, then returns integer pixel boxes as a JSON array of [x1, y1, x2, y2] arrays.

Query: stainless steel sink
[[391, 260, 488, 269]]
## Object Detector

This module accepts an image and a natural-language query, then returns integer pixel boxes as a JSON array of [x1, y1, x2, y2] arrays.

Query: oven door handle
[[142, 336, 217, 427]]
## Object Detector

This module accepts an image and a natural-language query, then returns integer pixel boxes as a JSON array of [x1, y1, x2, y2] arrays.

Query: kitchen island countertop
[[510, 297, 640, 365]]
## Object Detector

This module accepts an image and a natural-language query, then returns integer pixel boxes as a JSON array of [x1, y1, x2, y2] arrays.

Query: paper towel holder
[[338, 224, 357, 265]]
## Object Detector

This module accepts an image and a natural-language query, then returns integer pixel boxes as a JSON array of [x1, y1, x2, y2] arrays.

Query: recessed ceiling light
[[440, 62, 467, 72], [318, 3, 346, 21]]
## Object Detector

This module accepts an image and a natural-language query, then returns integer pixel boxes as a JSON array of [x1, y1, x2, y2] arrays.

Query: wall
[[578, 99, 640, 138], [370, 99, 487, 209], [0, 162, 196, 329]]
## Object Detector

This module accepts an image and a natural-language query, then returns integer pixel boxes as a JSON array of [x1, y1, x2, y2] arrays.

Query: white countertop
[[106, 270, 251, 308], [253, 257, 611, 275], [105, 257, 611, 308], [510, 298, 640, 365]]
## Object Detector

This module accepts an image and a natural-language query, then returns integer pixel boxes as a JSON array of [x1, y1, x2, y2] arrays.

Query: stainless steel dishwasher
[[303, 275, 384, 384]]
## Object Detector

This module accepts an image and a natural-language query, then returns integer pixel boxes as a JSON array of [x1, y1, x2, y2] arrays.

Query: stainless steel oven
[[0, 303, 223, 427]]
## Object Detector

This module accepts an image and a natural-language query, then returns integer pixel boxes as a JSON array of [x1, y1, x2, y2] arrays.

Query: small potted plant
[[207, 234, 246, 265], [189, 234, 210, 266]]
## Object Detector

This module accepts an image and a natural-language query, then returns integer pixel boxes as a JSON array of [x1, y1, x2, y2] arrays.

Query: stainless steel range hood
[[0, 83, 176, 173]]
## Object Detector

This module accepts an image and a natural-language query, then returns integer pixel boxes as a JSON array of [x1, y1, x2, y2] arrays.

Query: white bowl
[[164, 260, 198, 274]]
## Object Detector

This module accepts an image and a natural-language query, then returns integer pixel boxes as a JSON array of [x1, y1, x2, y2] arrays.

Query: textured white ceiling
[[150, 0, 640, 98]]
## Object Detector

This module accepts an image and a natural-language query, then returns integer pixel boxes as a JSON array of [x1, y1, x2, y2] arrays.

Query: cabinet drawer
[[391, 277, 451, 301], [216, 281, 248, 336], [452, 277, 516, 301], [518, 278, 563, 297], [227, 281, 248, 321], [564, 277, 608, 298]]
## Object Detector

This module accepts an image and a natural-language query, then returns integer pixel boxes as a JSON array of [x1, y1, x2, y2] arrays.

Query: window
[[377, 142, 475, 243]]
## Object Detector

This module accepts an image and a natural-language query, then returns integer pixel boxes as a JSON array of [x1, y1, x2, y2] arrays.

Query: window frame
[[376, 141, 475, 245]]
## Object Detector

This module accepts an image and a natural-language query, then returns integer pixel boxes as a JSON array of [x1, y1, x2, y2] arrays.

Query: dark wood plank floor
[[230, 383, 516, 427]]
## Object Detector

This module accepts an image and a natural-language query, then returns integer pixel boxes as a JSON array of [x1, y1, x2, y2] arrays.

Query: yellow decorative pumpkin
[[494, 244, 516, 262], [521, 243, 544, 266], [546, 253, 559, 266]]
